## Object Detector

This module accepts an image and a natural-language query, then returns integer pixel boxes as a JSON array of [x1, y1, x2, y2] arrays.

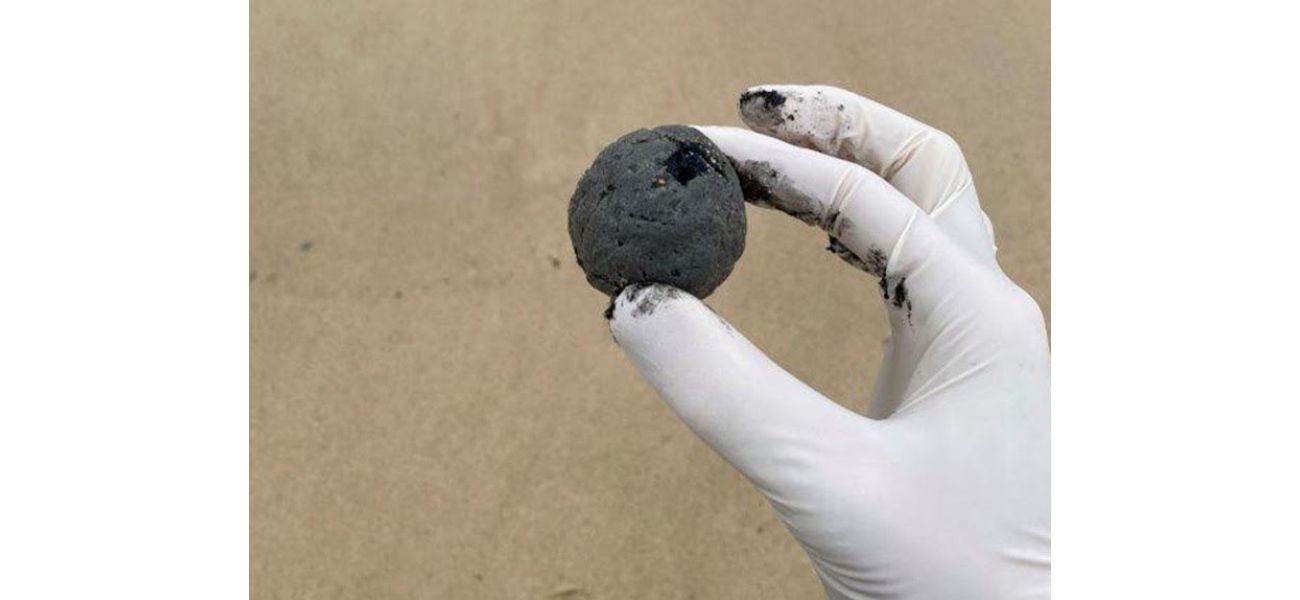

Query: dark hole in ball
[[662, 141, 720, 185]]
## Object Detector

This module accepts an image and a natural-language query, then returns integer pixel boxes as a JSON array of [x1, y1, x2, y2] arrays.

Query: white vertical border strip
[[1055, 2, 1300, 598], [0, 1, 248, 598]]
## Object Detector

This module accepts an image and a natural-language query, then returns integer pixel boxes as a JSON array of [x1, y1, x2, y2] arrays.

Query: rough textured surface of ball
[[568, 126, 746, 299]]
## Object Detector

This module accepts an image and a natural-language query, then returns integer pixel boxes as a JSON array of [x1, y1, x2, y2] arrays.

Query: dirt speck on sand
[[549, 584, 585, 598]]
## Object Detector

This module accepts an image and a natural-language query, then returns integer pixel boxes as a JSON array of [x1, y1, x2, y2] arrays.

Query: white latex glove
[[608, 85, 1049, 600]]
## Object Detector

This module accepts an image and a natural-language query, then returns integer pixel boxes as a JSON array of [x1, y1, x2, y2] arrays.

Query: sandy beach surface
[[251, 1, 1049, 597]]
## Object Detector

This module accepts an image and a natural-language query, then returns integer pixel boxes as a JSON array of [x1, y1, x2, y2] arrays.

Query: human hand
[[607, 85, 1049, 599]]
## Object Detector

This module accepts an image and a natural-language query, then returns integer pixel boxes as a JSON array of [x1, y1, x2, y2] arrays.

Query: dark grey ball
[[568, 126, 746, 299]]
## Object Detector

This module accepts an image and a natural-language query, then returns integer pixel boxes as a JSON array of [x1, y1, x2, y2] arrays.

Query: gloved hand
[[608, 85, 1050, 600]]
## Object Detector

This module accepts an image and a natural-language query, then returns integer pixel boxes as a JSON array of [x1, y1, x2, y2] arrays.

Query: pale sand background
[[251, 1, 1048, 597]]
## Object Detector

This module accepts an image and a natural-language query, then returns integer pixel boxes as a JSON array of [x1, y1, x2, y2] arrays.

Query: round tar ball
[[568, 125, 746, 299]]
